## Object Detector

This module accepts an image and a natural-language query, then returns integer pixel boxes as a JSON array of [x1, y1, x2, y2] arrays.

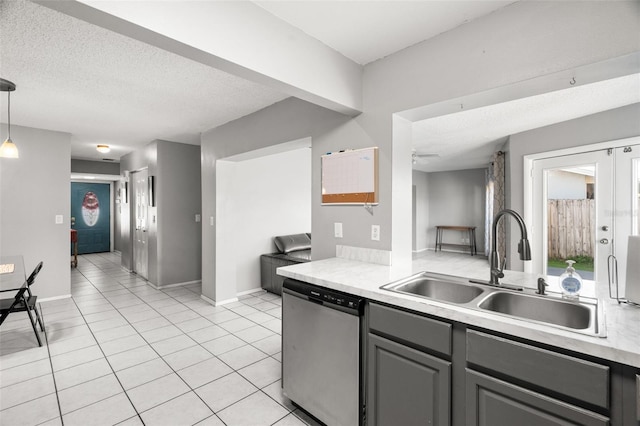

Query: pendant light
[[0, 78, 18, 158]]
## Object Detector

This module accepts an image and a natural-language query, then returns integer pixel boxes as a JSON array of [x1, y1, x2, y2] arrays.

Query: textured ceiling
[[0, 0, 519, 162], [0, 0, 288, 161], [412, 73, 640, 172], [254, 1, 515, 65], [2, 0, 634, 168]]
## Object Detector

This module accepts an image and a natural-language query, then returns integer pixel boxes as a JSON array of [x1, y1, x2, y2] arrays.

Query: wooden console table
[[435, 226, 477, 256]]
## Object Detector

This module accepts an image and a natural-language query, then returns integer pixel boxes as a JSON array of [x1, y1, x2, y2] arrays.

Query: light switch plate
[[334, 222, 343, 238], [371, 225, 380, 241], [210, 216, 214, 226], [55, 215, 63, 224]]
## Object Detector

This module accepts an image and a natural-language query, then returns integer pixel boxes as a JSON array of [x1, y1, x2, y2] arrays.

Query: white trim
[[148, 279, 201, 290], [200, 293, 239, 307], [236, 287, 265, 297], [523, 135, 640, 274], [39, 294, 72, 303], [412, 248, 429, 254]]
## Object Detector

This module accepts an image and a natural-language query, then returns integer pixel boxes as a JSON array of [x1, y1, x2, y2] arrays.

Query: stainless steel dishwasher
[[282, 278, 365, 426]]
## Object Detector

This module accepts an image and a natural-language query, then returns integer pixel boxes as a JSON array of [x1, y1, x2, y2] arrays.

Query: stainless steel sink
[[477, 291, 604, 336], [380, 272, 606, 337], [381, 273, 485, 304]]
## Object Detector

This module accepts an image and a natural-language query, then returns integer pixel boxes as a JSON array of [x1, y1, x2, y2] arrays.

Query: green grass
[[548, 256, 594, 272]]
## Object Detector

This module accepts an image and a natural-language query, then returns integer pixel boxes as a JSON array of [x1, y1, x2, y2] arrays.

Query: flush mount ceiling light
[[0, 78, 18, 159], [96, 144, 111, 153]]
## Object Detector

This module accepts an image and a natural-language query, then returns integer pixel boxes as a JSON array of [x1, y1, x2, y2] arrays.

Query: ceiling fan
[[412, 150, 440, 164]]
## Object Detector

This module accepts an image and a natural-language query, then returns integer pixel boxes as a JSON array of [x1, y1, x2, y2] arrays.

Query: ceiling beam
[[37, 0, 363, 116]]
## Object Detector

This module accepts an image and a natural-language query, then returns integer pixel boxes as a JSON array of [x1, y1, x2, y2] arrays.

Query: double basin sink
[[380, 272, 605, 337]]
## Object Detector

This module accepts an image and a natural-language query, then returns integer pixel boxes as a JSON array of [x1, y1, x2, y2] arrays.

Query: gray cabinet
[[465, 329, 610, 425], [466, 369, 609, 426], [466, 329, 610, 409], [367, 303, 452, 426], [368, 333, 451, 425], [637, 374, 640, 422], [365, 302, 637, 425]]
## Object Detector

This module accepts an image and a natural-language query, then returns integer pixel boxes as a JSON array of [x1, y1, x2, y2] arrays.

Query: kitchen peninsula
[[278, 252, 640, 425]]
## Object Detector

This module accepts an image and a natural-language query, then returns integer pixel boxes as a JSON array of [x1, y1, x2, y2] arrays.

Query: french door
[[532, 141, 639, 296], [532, 150, 612, 283], [612, 145, 640, 297]]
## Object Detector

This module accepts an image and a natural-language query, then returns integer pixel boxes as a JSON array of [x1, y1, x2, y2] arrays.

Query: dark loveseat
[[260, 233, 311, 295]]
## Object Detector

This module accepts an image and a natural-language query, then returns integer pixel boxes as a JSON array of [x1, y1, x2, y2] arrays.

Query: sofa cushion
[[284, 249, 311, 261], [274, 233, 311, 254]]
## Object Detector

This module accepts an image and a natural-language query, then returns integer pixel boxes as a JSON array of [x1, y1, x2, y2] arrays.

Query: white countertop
[[277, 252, 640, 368]]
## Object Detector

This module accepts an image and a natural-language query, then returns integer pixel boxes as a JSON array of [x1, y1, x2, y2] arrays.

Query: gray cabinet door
[[367, 333, 451, 426], [466, 370, 609, 426]]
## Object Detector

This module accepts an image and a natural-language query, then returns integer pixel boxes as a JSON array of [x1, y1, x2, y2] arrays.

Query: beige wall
[[0, 125, 71, 300], [201, 1, 640, 300]]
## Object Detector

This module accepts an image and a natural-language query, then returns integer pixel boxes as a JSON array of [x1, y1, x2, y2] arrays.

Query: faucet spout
[[490, 209, 532, 285]]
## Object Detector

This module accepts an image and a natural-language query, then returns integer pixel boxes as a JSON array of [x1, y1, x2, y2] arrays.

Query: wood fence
[[547, 199, 595, 259]]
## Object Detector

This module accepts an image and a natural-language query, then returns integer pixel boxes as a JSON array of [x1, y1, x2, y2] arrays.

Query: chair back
[[0, 286, 29, 326], [26, 261, 43, 286]]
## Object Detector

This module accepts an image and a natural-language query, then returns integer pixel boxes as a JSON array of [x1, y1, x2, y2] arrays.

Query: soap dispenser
[[559, 260, 582, 300]]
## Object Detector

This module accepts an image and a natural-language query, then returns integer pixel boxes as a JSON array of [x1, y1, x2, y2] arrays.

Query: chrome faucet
[[490, 209, 531, 285]]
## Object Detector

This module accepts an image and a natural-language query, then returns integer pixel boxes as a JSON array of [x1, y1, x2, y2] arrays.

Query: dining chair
[[0, 261, 45, 346], [24, 261, 45, 332], [0, 286, 43, 346]]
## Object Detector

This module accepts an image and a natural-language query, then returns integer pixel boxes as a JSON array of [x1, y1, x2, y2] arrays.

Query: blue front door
[[71, 182, 110, 254]]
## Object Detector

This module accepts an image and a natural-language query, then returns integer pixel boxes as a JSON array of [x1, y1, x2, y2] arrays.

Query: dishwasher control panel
[[283, 278, 364, 313]]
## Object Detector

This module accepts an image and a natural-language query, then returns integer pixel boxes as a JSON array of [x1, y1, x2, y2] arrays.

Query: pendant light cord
[[7, 90, 10, 139]]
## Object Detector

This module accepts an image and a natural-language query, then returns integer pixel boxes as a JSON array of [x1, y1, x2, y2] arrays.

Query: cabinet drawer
[[369, 303, 452, 356], [466, 330, 609, 409], [466, 369, 609, 426]]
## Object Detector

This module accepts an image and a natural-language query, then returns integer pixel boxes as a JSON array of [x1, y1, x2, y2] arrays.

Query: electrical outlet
[[371, 225, 380, 241], [195, 214, 201, 223], [334, 222, 343, 238]]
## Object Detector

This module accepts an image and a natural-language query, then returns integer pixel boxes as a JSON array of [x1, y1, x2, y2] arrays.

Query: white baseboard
[[200, 294, 239, 307], [148, 279, 201, 290], [39, 294, 72, 303], [236, 288, 265, 297]]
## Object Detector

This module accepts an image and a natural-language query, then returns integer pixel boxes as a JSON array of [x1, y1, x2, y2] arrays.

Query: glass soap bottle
[[559, 260, 582, 300]]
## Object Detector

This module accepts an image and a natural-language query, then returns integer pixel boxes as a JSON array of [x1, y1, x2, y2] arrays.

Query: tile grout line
[[67, 264, 147, 426], [75, 256, 227, 424], [89, 254, 289, 423], [39, 305, 65, 426], [69, 253, 290, 425]]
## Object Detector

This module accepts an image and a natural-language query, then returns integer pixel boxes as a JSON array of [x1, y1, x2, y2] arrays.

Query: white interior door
[[132, 169, 149, 279], [612, 144, 640, 297], [532, 150, 613, 283]]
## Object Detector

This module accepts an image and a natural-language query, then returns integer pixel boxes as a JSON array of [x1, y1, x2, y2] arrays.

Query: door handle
[[600, 238, 609, 244]]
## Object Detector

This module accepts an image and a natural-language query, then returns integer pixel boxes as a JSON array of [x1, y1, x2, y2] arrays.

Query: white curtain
[[485, 151, 505, 257]]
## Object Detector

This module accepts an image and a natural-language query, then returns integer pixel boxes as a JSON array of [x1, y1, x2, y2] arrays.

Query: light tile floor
[[0, 253, 321, 426]]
